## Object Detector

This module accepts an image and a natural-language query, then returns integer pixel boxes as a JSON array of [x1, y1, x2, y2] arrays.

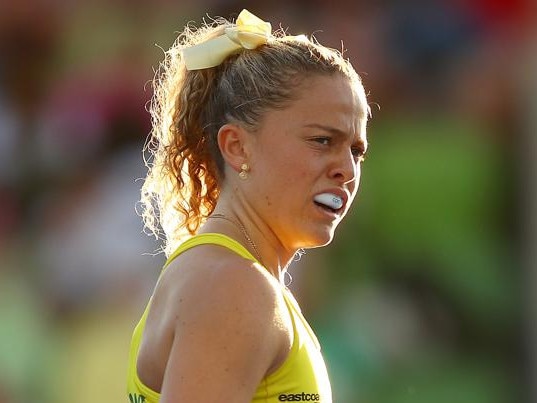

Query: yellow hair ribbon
[[183, 9, 272, 70]]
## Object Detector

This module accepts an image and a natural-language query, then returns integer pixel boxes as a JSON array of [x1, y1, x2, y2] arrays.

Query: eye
[[351, 146, 366, 162], [313, 137, 331, 146]]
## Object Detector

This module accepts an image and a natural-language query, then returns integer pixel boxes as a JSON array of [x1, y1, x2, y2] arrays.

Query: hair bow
[[183, 9, 272, 71]]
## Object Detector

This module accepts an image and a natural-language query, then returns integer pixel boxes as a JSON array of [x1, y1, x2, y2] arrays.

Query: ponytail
[[141, 26, 226, 255]]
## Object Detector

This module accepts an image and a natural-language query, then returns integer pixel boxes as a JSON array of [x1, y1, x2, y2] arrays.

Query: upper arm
[[160, 260, 282, 403]]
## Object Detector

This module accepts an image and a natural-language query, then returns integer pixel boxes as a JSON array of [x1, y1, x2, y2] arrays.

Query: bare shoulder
[[144, 244, 291, 400], [158, 244, 283, 321], [138, 244, 291, 396]]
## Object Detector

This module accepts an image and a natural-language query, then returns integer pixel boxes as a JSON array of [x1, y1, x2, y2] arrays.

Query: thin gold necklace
[[208, 213, 264, 265]]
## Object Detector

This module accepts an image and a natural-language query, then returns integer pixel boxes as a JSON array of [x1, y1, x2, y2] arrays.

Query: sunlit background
[[0, 0, 535, 402]]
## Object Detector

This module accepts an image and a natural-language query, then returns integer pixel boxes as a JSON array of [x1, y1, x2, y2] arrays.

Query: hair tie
[[183, 9, 272, 71]]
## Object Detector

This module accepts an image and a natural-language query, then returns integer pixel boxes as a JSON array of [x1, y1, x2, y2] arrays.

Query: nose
[[329, 148, 359, 185]]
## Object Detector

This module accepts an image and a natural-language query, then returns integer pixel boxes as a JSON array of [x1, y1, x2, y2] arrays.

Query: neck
[[201, 203, 296, 282]]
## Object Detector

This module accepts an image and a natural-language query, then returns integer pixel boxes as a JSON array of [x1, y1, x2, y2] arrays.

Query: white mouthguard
[[314, 193, 343, 210]]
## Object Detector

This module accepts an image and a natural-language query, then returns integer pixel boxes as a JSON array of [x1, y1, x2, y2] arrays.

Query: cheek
[[272, 150, 311, 181], [253, 140, 317, 199], [257, 162, 310, 210], [280, 163, 313, 195]]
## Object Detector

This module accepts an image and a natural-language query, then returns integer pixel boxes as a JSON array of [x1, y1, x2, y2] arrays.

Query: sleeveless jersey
[[126, 233, 332, 402]]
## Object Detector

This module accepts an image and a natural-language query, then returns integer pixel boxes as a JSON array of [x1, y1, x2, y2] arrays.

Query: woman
[[127, 9, 369, 403]]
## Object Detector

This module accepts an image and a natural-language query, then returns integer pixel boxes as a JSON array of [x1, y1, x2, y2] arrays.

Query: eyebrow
[[304, 123, 368, 149]]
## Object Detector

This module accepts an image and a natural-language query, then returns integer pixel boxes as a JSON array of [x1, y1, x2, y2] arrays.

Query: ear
[[217, 123, 251, 173]]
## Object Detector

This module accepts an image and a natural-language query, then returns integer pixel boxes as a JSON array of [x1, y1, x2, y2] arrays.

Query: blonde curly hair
[[140, 14, 367, 256]]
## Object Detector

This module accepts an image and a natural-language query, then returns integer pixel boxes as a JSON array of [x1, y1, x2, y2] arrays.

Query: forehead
[[273, 74, 368, 137]]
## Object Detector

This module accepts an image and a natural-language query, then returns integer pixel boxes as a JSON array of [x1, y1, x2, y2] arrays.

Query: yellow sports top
[[127, 233, 332, 402]]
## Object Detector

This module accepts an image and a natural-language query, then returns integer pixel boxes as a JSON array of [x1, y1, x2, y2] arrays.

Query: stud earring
[[239, 163, 249, 180]]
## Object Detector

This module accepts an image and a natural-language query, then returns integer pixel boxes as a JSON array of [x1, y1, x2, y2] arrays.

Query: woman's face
[[245, 74, 368, 250]]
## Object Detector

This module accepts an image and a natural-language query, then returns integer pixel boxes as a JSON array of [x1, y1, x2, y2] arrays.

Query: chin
[[299, 228, 336, 249]]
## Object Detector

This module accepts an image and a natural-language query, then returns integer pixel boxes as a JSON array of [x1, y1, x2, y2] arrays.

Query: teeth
[[314, 193, 343, 210]]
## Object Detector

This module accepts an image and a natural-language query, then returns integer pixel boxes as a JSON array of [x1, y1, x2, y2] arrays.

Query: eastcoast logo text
[[278, 392, 321, 402]]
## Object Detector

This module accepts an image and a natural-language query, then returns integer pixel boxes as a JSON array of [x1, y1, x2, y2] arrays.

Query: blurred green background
[[0, 0, 535, 402]]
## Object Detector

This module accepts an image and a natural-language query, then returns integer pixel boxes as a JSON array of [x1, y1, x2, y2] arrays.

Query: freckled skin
[[227, 74, 368, 261]]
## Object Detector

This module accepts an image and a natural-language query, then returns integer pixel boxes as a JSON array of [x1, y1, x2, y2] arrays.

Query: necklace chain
[[208, 213, 264, 265]]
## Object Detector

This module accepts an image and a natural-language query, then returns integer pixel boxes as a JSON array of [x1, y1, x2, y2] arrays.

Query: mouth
[[313, 192, 345, 215]]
